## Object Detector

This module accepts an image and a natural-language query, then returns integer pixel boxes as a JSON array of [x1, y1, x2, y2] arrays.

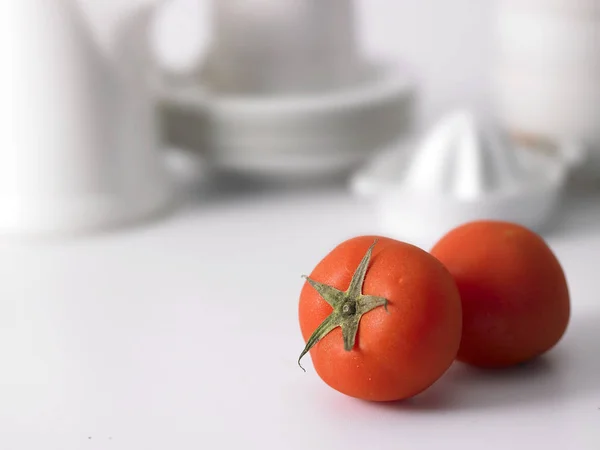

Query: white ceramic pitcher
[[492, 0, 600, 177], [0, 0, 171, 235]]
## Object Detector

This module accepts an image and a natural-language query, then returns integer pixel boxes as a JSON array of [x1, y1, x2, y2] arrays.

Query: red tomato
[[431, 221, 570, 368], [298, 236, 462, 401]]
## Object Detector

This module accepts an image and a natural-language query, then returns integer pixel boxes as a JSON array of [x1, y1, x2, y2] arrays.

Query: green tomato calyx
[[298, 240, 389, 372]]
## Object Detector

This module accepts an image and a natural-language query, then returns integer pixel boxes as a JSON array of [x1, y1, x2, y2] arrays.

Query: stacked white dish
[[157, 0, 415, 181]]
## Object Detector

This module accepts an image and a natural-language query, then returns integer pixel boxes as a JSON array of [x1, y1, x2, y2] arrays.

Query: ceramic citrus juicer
[[352, 110, 581, 247]]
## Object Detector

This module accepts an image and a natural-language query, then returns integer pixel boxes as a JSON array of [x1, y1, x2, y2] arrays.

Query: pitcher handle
[[114, 1, 210, 182]]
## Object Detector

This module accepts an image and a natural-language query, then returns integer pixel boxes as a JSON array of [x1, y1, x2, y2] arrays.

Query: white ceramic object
[[493, 0, 600, 174], [204, 0, 362, 95], [157, 0, 416, 181], [0, 0, 173, 236], [352, 111, 573, 246], [158, 62, 415, 180]]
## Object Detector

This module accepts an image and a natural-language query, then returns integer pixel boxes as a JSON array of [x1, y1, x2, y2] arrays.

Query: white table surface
[[1, 181, 599, 450]]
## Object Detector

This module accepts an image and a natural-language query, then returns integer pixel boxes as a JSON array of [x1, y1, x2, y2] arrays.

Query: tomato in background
[[431, 221, 570, 368]]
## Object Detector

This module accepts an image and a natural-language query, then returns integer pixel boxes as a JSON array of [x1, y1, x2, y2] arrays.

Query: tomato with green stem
[[298, 236, 462, 401]]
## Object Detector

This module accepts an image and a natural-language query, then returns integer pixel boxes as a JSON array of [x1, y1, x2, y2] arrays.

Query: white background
[[2, 1, 600, 449]]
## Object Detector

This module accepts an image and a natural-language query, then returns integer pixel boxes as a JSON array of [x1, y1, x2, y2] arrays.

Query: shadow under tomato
[[448, 310, 600, 410], [393, 380, 459, 411], [359, 355, 561, 413], [353, 371, 463, 413], [363, 310, 600, 412], [441, 355, 562, 410]]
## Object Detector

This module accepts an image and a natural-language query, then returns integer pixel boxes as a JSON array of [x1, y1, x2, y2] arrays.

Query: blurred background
[[5, 0, 600, 241], [154, 0, 599, 245], [155, 0, 493, 121], [3, 0, 600, 444]]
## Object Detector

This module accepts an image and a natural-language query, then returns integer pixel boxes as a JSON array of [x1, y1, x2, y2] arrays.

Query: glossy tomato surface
[[431, 221, 570, 368], [298, 236, 462, 401]]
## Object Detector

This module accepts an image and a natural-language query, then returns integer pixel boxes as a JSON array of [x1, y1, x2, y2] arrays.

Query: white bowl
[[157, 62, 416, 180]]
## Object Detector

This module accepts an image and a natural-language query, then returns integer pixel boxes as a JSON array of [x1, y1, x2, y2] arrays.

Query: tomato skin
[[431, 221, 570, 368], [298, 236, 462, 401]]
